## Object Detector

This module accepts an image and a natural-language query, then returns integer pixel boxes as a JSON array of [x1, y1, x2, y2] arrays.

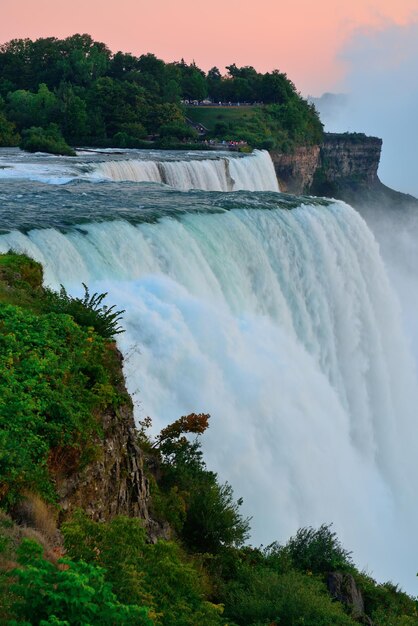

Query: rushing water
[[1, 148, 417, 590]]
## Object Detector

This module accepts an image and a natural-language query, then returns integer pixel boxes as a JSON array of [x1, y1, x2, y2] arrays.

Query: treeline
[[0, 34, 322, 151]]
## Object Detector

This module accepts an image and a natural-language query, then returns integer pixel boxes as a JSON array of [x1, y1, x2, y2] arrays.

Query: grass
[[185, 106, 257, 131]]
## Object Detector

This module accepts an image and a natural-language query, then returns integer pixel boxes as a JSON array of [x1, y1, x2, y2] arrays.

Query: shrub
[[0, 304, 121, 505], [217, 554, 356, 626], [283, 524, 353, 574], [43, 283, 125, 339], [0, 112, 19, 146], [9, 539, 152, 625], [153, 414, 251, 553], [20, 124, 76, 156], [62, 513, 225, 626], [159, 122, 198, 141]]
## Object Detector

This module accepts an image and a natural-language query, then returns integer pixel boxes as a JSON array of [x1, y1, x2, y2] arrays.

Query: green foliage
[[218, 559, 357, 626], [353, 571, 418, 624], [43, 283, 125, 339], [152, 414, 251, 553], [62, 513, 225, 626], [0, 303, 122, 504], [0, 35, 323, 148], [0, 255, 126, 506], [7, 84, 58, 130], [0, 252, 43, 290], [282, 524, 353, 574], [159, 122, 198, 141], [20, 124, 75, 156], [188, 100, 322, 151], [9, 539, 152, 625], [0, 112, 19, 146]]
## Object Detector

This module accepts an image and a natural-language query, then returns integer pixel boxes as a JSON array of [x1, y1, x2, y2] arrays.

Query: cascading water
[[0, 148, 417, 589], [0, 147, 279, 191], [92, 149, 280, 191]]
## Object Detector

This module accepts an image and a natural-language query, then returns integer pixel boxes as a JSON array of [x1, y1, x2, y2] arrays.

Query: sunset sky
[[1, 0, 418, 95]]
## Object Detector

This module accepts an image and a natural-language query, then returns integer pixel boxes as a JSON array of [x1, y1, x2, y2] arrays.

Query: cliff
[[271, 132, 418, 210], [54, 349, 148, 521], [270, 145, 320, 194], [0, 253, 168, 542]]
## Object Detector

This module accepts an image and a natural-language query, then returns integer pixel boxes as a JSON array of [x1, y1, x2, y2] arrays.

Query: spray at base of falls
[[1, 198, 418, 590]]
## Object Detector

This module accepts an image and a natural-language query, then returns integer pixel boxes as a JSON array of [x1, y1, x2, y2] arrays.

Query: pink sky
[[1, 0, 417, 94]]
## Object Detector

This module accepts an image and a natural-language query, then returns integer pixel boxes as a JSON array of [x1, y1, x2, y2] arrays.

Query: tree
[[283, 524, 353, 574], [0, 112, 19, 146], [155, 414, 251, 553], [56, 83, 88, 139], [7, 83, 58, 130], [177, 61, 208, 101], [20, 124, 76, 156]]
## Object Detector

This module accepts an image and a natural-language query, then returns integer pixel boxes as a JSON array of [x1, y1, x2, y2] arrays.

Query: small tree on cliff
[[151, 413, 251, 553]]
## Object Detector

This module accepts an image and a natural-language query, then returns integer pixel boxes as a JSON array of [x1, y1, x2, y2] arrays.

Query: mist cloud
[[316, 20, 418, 196]]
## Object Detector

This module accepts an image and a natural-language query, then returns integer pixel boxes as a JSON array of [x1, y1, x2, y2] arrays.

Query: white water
[[0, 148, 279, 192], [2, 201, 418, 589], [93, 149, 280, 191]]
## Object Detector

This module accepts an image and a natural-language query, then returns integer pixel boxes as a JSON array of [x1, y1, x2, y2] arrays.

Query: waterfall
[[92, 149, 280, 191], [2, 200, 417, 588]]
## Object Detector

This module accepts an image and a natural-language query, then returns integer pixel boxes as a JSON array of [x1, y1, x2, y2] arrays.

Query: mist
[[313, 20, 418, 197]]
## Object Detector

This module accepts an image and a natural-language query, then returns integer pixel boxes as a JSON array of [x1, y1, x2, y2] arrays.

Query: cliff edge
[[271, 132, 418, 210]]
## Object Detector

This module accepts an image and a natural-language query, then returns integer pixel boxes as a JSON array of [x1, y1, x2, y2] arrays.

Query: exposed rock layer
[[54, 350, 169, 542], [270, 145, 320, 194], [271, 132, 418, 210]]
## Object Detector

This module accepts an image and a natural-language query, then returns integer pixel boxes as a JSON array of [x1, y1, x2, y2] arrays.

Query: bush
[[159, 122, 198, 141], [0, 112, 19, 146], [216, 552, 356, 626], [62, 514, 225, 626], [9, 539, 152, 625], [283, 524, 353, 574], [0, 303, 122, 505], [43, 283, 125, 339], [20, 124, 76, 156]]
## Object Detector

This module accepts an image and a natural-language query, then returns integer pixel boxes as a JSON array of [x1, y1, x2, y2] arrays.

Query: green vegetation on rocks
[[0, 252, 417, 625], [0, 253, 127, 506]]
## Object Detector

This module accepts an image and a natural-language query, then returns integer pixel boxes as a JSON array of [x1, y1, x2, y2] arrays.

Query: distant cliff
[[271, 132, 418, 210]]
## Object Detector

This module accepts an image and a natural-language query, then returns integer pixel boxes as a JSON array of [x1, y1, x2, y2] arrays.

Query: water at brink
[[1, 148, 417, 591]]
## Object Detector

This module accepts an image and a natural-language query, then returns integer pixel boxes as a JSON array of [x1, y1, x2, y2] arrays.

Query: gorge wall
[[271, 132, 418, 210], [271, 133, 382, 198]]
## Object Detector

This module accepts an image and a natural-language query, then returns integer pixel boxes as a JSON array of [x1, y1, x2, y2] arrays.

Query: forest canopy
[[0, 34, 323, 151]]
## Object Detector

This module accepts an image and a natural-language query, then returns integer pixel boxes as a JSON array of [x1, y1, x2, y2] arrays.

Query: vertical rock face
[[56, 400, 150, 522], [54, 350, 169, 541], [270, 146, 320, 194], [314, 133, 382, 189], [270, 133, 383, 198], [327, 572, 372, 623]]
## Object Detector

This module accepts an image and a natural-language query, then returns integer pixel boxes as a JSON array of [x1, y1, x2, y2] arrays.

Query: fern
[[44, 283, 125, 339]]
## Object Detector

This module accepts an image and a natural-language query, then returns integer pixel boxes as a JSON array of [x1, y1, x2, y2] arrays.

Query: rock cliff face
[[54, 350, 169, 542], [271, 132, 418, 210], [310, 133, 382, 197], [270, 133, 382, 198], [270, 146, 320, 194]]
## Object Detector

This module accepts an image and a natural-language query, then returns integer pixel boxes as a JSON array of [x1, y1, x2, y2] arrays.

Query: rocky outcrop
[[270, 133, 381, 196], [316, 133, 381, 186], [327, 572, 364, 617], [270, 132, 418, 210], [270, 145, 320, 194], [327, 572, 373, 624], [53, 349, 170, 542]]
